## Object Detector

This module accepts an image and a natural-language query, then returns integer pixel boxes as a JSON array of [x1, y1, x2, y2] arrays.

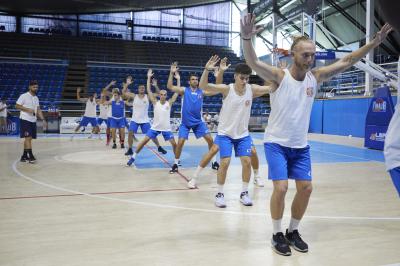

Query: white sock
[[193, 166, 204, 179], [174, 158, 179, 164], [218, 184, 224, 194], [272, 219, 282, 234], [253, 169, 259, 177], [242, 182, 249, 193], [132, 152, 137, 159], [288, 218, 300, 233], [211, 155, 217, 163]]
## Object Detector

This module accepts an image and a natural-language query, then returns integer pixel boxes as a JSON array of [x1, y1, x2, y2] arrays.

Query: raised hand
[[170, 62, 179, 73], [219, 57, 231, 71], [240, 13, 264, 40], [213, 67, 220, 78], [205, 55, 220, 71], [373, 23, 393, 45], [147, 69, 154, 78], [151, 78, 158, 86], [110, 80, 117, 86], [174, 71, 180, 80], [125, 76, 133, 86]]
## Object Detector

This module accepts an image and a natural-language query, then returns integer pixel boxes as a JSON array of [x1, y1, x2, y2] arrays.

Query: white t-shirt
[[16, 92, 40, 123], [384, 59, 400, 170], [218, 83, 252, 139], [84, 99, 97, 118], [132, 94, 150, 123], [99, 103, 109, 119], [0, 102, 7, 117], [151, 101, 171, 131], [264, 69, 317, 148]]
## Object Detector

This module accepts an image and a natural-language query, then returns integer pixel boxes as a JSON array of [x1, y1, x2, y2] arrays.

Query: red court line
[[0, 187, 192, 201], [145, 145, 192, 183]]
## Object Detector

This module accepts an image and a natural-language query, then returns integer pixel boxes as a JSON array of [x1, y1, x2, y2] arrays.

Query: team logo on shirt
[[306, 87, 313, 97], [245, 100, 251, 106]]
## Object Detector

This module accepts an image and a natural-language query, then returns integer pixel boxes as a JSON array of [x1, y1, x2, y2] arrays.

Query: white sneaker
[[187, 178, 196, 189], [215, 193, 226, 208], [254, 176, 265, 187], [240, 191, 253, 206]]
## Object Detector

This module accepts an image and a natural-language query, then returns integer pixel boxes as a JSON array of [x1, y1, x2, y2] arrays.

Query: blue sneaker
[[127, 157, 135, 166]]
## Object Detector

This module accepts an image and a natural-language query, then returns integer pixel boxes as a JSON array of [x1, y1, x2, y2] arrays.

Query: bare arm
[[241, 14, 285, 83], [168, 92, 179, 105], [167, 62, 185, 94], [15, 104, 34, 114], [76, 88, 88, 102], [314, 23, 393, 83], [151, 78, 161, 93], [121, 81, 135, 100], [103, 80, 116, 91], [251, 84, 276, 98], [146, 69, 157, 104]]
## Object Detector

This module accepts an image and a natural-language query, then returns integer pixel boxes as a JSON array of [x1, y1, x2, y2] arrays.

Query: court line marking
[[311, 148, 376, 162], [11, 159, 400, 221], [145, 145, 191, 183], [0, 187, 192, 201]]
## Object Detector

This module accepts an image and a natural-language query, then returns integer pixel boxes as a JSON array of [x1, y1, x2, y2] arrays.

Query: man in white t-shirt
[[384, 58, 400, 197], [127, 69, 179, 166], [0, 98, 8, 134], [242, 14, 393, 255], [199, 55, 271, 208], [15, 80, 47, 163]]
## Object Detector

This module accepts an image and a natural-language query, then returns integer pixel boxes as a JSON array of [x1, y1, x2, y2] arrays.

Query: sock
[[174, 158, 179, 164], [288, 218, 300, 233], [272, 219, 282, 234], [193, 166, 204, 179], [113, 140, 116, 144], [132, 152, 137, 159], [23, 149, 28, 157], [28, 149, 33, 158], [217, 184, 224, 194], [106, 133, 110, 142], [242, 182, 249, 193], [253, 169, 259, 177], [211, 154, 217, 163]]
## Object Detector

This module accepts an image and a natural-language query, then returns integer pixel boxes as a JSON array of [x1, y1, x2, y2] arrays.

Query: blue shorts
[[389, 167, 400, 197], [97, 118, 109, 127], [79, 116, 98, 127], [214, 135, 252, 158], [109, 117, 126, 129], [178, 122, 210, 139], [20, 119, 37, 139], [129, 121, 151, 134], [264, 142, 312, 181], [146, 129, 174, 141]]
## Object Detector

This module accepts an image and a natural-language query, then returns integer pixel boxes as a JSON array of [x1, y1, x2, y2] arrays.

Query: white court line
[[11, 159, 400, 221], [311, 147, 374, 162]]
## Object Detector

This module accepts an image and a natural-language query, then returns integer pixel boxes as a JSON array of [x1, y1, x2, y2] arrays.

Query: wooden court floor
[[0, 133, 399, 266]]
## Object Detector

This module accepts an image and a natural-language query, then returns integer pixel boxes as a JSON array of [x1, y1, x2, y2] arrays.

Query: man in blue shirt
[[167, 62, 219, 174]]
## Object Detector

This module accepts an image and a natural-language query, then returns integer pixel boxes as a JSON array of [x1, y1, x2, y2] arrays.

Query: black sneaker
[[285, 229, 308, 253], [211, 161, 219, 170], [169, 163, 178, 174], [121, 143, 125, 149], [124, 148, 133, 156], [20, 155, 29, 162], [112, 143, 117, 149], [271, 232, 292, 256], [28, 155, 37, 164], [158, 146, 167, 154]]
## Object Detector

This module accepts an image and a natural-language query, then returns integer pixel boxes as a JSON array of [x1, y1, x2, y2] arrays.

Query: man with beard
[[16, 80, 47, 163], [241, 14, 392, 256]]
